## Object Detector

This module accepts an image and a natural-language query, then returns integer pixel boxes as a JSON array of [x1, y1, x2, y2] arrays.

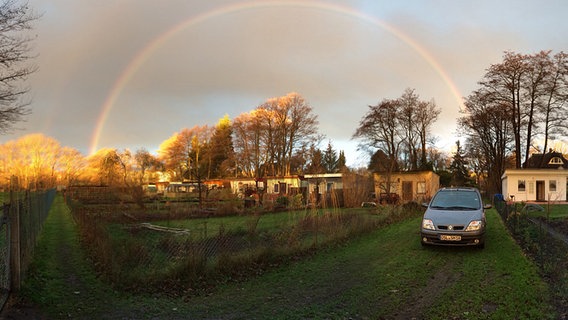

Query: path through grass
[[5, 195, 558, 319]]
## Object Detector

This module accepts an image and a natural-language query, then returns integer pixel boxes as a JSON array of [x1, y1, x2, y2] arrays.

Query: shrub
[[275, 196, 289, 209]]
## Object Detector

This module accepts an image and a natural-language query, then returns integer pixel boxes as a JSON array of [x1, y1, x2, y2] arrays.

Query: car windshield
[[429, 190, 481, 210]]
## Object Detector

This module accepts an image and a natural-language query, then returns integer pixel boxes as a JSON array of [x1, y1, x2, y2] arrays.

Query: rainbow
[[89, 0, 464, 155]]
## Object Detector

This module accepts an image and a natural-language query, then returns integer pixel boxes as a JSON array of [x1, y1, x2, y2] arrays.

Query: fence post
[[9, 176, 21, 292]]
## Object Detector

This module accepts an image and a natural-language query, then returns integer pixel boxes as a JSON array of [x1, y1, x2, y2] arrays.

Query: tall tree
[[232, 92, 319, 178], [459, 89, 511, 195], [353, 99, 402, 173], [158, 132, 187, 181], [477, 51, 568, 168], [479, 51, 526, 168], [337, 150, 347, 172], [415, 99, 441, 169], [305, 145, 324, 174], [538, 51, 568, 161], [133, 148, 159, 185], [232, 110, 267, 178], [398, 88, 420, 170], [267, 92, 319, 176], [354, 89, 440, 174], [209, 115, 234, 178], [449, 140, 471, 187], [0, 1, 38, 133], [322, 141, 338, 173]]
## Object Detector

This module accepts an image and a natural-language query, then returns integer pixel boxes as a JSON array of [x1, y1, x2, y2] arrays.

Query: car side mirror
[[422, 202, 429, 208]]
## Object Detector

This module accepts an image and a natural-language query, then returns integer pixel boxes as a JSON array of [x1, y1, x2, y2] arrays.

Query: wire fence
[[64, 186, 422, 293], [0, 189, 56, 310]]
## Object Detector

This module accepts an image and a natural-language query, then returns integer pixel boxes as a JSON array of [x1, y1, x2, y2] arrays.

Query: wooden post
[[9, 176, 21, 292]]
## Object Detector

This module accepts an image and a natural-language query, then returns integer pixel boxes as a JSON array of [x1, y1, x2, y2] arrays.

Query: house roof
[[523, 151, 568, 169]]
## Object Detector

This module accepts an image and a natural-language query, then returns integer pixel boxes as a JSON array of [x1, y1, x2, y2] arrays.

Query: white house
[[501, 151, 568, 202]]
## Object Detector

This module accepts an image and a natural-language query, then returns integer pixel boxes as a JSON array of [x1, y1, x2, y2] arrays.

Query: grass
[[98, 206, 386, 292], [16, 196, 558, 319]]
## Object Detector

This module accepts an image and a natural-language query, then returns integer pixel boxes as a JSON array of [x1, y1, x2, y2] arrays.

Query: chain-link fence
[[0, 204, 10, 310], [0, 189, 56, 310], [65, 186, 422, 293]]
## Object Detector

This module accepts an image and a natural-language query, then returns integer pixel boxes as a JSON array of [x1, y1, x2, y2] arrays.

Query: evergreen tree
[[449, 140, 472, 186], [208, 115, 234, 178], [306, 146, 325, 174], [337, 150, 347, 172], [322, 141, 338, 173]]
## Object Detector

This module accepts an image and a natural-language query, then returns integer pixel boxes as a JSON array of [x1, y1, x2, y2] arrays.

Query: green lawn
[[18, 195, 558, 319]]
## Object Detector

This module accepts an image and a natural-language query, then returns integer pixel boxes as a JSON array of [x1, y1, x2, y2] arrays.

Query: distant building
[[502, 151, 568, 202], [373, 171, 439, 204]]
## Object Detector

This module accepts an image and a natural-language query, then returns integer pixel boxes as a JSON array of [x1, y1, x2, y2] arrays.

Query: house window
[[518, 180, 526, 192], [417, 182, 426, 194], [549, 157, 563, 165], [273, 183, 279, 193], [549, 180, 557, 192]]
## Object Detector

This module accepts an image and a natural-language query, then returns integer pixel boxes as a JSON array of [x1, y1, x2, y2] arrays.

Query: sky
[[2, 0, 568, 167]]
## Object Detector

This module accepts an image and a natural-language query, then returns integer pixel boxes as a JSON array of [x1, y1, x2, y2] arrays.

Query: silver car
[[420, 187, 491, 248]]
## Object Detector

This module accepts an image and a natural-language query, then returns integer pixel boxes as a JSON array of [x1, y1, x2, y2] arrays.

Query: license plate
[[440, 235, 461, 241]]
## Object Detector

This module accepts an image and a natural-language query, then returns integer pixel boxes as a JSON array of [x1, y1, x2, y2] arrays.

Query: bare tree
[[0, 0, 38, 133], [353, 99, 403, 196], [459, 89, 512, 195], [232, 110, 268, 178], [538, 51, 568, 160], [158, 132, 187, 182], [398, 89, 420, 170], [232, 92, 320, 178], [477, 51, 568, 168], [415, 99, 441, 169], [133, 148, 159, 185]]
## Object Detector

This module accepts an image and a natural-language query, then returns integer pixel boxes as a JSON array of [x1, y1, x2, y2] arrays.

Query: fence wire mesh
[[0, 189, 56, 311], [0, 205, 10, 309]]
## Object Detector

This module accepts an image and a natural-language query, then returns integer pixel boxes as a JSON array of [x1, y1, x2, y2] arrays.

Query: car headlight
[[465, 220, 483, 231], [422, 219, 435, 230]]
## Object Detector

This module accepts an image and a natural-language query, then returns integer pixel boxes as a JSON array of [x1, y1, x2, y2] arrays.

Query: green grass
[[539, 203, 568, 219], [519, 203, 568, 219], [18, 197, 558, 319]]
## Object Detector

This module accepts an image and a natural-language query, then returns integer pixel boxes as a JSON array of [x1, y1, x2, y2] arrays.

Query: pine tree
[[322, 141, 338, 173], [209, 115, 234, 178], [449, 140, 471, 187], [337, 150, 347, 172]]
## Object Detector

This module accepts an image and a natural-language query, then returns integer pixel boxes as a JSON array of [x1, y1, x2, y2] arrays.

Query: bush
[[275, 196, 289, 209]]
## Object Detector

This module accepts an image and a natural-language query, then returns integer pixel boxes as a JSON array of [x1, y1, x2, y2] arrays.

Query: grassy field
[[9, 195, 559, 319]]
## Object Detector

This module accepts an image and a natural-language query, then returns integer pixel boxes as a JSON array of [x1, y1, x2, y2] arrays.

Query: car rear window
[[430, 190, 481, 210]]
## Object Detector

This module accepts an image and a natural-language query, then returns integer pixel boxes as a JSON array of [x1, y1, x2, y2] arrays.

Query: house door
[[536, 180, 545, 201], [279, 182, 287, 195], [402, 181, 413, 202]]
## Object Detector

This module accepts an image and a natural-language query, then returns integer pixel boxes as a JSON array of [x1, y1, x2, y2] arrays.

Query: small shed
[[373, 171, 439, 203], [502, 151, 568, 202]]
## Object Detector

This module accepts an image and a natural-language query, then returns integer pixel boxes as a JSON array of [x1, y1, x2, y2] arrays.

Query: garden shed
[[373, 171, 439, 204], [501, 151, 568, 202]]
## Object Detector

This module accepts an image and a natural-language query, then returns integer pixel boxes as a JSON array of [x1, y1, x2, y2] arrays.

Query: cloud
[[3, 0, 568, 166]]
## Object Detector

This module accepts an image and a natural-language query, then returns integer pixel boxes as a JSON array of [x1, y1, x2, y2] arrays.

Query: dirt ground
[[0, 298, 46, 320]]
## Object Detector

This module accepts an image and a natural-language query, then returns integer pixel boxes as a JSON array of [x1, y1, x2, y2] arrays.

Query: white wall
[[502, 169, 567, 202]]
